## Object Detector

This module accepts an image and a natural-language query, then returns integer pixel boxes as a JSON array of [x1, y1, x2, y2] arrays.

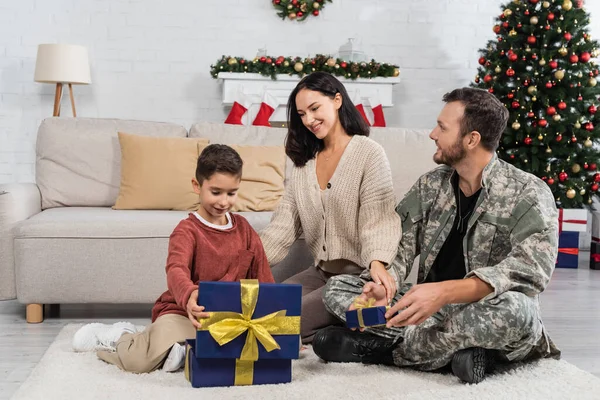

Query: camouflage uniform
[[323, 154, 561, 371]]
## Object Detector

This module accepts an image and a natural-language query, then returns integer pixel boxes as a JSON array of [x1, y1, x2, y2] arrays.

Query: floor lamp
[[34, 44, 91, 117]]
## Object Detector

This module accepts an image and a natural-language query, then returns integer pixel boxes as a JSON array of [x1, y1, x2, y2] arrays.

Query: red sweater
[[151, 213, 275, 322]]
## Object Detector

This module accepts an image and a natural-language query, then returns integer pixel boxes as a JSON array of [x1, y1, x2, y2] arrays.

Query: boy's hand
[[186, 290, 210, 329]]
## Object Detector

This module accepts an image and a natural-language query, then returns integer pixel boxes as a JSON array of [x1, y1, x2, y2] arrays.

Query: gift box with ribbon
[[558, 208, 590, 233], [345, 298, 389, 329], [557, 231, 580, 269], [189, 279, 301, 387], [591, 241, 600, 270]]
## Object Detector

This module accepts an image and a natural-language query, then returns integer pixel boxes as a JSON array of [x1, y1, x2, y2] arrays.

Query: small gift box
[[556, 231, 580, 269], [185, 339, 292, 388], [190, 279, 301, 387], [558, 208, 590, 233], [590, 241, 600, 270], [345, 298, 388, 329]]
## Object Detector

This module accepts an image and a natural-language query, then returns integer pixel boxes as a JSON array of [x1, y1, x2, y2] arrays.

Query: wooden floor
[[1, 258, 599, 399]]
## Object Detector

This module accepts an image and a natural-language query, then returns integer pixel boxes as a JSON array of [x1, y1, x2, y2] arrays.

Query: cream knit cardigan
[[260, 135, 401, 270]]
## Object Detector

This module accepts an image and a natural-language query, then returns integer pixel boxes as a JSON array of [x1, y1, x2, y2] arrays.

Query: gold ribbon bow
[[352, 297, 388, 328], [198, 279, 300, 385]]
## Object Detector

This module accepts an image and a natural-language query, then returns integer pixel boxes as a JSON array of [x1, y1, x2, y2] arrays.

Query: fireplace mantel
[[217, 72, 401, 123]]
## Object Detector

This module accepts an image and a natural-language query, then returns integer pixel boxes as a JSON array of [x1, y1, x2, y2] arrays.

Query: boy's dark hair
[[442, 87, 509, 151], [195, 144, 243, 184]]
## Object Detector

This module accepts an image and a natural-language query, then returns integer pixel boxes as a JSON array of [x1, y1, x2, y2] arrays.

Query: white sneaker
[[72, 321, 137, 352], [162, 342, 186, 372]]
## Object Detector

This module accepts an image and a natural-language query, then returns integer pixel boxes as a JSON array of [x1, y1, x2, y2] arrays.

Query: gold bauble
[[504, 9, 513, 17], [558, 47, 569, 56], [566, 188, 577, 199], [589, 77, 598, 87], [393, 68, 400, 77], [283, 60, 290, 67], [538, 134, 544, 140], [546, 146, 552, 153], [555, 70, 565, 80], [532, 96, 537, 101], [562, 0, 573, 11], [227, 57, 238, 65], [578, 72, 584, 78], [288, 12, 297, 19], [512, 121, 521, 130], [528, 86, 538, 95], [326, 58, 336, 67], [575, 121, 582, 129], [572, 163, 581, 173], [553, 114, 562, 121], [495, 66, 502, 73], [592, 49, 600, 58], [300, 3, 307, 12], [557, 27, 562, 33], [581, 189, 587, 196], [530, 16, 539, 25], [543, 1, 550, 8], [585, 138, 594, 147], [539, 58, 546, 66], [294, 62, 304, 72], [313, 2, 320, 9], [287, 4, 293, 9], [509, 29, 518, 36]]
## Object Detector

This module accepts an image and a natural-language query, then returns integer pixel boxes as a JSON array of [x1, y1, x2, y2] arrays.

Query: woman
[[260, 72, 401, 344]]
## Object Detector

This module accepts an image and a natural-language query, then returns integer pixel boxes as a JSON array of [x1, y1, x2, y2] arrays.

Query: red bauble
[[572, 136, 578, 143], [486, 61, 492, 67], [524, 137, 533, 145], [292, 0, 298, 4], [240, 59, 246, 64], [259, 56, 267, 62], [503, 21, 509, 28], [532, 53, 538, 60], [596, 70, 599, 76], [265, 57, 272, 64], [539, 119, 548, 127], [542, 176, 548, 181], [585, 162, 590, 170], [489, 88, 495, 93], [580, 52, 591, 63], [578, 95, 583, 101], [274, 0, 281, 3], [478, 57, 486, 65], [547, 106, 557, 116], [517, 23, 523, 28], [556, 134, 563, 142], [297, 11, 303, 17], [484, 74, 493, 83], [510, 154, 516, 159], [493, 25, 501, 34], [527, 35, 537, 44], [595, 173, 600, 183], [564, 32, 572, 41], [523, 79, 530, 86], [570, 54, 579, 63], [586, 122, 595, 131], [512, 101, 520, 109], [525, 10, 530, 15], [549, 60, 558, 69], [275, 59, 282, 65], [500, 50, 506, 56], [558, 101, 567, 110], [592, 163, 598, 171], [498, 37, 503, 42], [545, 25, 551, 30], [559, 172, 568, 182], [546, 82, 554, 89], [529, 0, 539, 3], [313, 10, 319, 16], [589, 105, 598, 114], [548, 13, 555, 21], [508, 93, 515, 99], [593, 183, 600, 192], [340, 62, 347, 68], [547, 178, 555, 185], [527, 111, 535, 118], [506, 68, 515, 77], [509, 53, 518, 62]]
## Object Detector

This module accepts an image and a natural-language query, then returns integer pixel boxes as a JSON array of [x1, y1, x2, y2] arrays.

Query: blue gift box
[[196, 280, 302, 360], [346, 306, 388, 329], [556, 231, 579, 269], [185, 339, 292, 388]]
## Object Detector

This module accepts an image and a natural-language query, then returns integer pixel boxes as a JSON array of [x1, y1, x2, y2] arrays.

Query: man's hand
[[384, 282, 447, 328], [186, 290, 210, 329], [347, 282, 388, 332], [369, 260, 397, 303]]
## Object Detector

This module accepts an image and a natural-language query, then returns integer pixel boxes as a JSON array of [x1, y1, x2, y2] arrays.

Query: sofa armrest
[[0, 183, 42, 300]]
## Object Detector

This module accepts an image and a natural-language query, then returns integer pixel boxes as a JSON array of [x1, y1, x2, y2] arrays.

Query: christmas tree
[[473, 0, 600, 208]]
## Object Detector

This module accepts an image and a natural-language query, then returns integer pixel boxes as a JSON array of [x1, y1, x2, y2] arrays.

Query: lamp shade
[[34, 44, 91, 84]]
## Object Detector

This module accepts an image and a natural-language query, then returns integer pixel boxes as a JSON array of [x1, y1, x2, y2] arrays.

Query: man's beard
[[434, 137, 467, 166]]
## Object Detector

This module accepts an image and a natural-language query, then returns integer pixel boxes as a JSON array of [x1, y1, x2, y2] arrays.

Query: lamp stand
[[52, 82, 77, 117]]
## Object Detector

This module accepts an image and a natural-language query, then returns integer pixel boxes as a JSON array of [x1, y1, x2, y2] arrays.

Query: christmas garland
[[272, 0, 332, 21], [210, 54, 400, 80]]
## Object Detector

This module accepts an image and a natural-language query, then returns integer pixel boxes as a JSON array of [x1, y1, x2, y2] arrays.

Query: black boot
[[312, 326, 398, 365], [451, 347, 496, 384]]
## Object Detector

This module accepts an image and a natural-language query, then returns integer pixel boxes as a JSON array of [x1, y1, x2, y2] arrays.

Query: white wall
[[1, 0, 600, 184]]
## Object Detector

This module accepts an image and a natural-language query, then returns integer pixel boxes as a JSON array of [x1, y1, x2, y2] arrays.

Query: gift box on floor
[[591, 242, 600, 270], [558, 208, 590, 233], [345, 298, 390, 329], [187, 279, 301, 387], [185, 339, 292, 388], [557, 231, 580, 269]]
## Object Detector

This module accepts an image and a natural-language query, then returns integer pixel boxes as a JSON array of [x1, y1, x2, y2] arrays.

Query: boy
[[72, 144, 275, 373]]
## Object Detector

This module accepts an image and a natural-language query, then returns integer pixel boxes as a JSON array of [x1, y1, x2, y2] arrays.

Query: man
[[313, 87, 561, 384]]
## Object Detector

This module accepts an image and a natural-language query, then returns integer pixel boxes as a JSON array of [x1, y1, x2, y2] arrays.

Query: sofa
[[0, 118, 436, 323]]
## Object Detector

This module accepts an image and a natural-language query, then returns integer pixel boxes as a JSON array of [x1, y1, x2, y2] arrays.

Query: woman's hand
[[369, 260, 397, 303], [186, 290, 210, 329]]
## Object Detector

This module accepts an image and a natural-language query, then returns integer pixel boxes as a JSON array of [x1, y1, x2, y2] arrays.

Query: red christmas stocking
[[224, 89, 251, 125], [252, 91, 279, 127], [369, 96, 386, 127], [353, 90, 371, 126]]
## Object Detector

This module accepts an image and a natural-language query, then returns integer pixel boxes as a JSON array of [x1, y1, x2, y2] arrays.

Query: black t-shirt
[[424, 176, 481, 283]]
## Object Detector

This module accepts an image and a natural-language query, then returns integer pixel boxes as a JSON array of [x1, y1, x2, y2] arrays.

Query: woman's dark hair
[[285, 72, 370, 167]]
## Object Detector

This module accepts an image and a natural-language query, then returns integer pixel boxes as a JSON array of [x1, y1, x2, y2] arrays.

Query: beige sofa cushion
[[228, 145, 286, 212], [36, 117, 188, 210], [113, 132, 209, 211]]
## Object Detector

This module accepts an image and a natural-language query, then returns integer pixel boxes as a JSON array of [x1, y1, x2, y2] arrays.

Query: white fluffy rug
[[11, 324, 600, 400]]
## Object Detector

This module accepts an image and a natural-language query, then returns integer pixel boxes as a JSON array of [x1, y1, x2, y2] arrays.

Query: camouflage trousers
[[323, 274, 552, 371]]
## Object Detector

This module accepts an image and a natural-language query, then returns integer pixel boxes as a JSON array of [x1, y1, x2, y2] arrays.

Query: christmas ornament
[[326, 57, 336, 67], [581, 52, 591, 63], [562, 0, 573, 11], [585, 138, 594, 147], [527, 35, 537, 44], [509, 53, 518, 62], [589, 105, 597, 114], [393, 68, 400, 77], [570, 54, 579, 63], [513, 121, 522, 130], [508, 92, 515, 99], [546, 82, 554, 89], [495, 66, 502, 73], [547, 177, 555, 184], [555, 70, 566, 80], [294, 62, 304, 72], [539, 119, 548, 127], [509, 29, 518, 37], [595, 173, 600, 183], [539, 58, 547, 66], [547, 106, 557, 116], [589, 77, 597, 86], [538, 134, 544, 140], [549, 60, 558, 69], [575, 121, 582, 129], [556, 133, 563, 141], [564, 32, 572, 41], [553, 114, 562, 121], [524, 136, 532, 144], [558, 101, 567, 110], [528, 86, 537, 95], [593, 183, 599, 192], [572, 163, 581, 173], [592, 163, 598, 170], [566, 188, 576, 199], [506, 68, 515, 77], [581, 189, 586, 195], [548, 12, 555, 21], [558, 47, 569, 56], [546, 147, 553, 154], [493, 25, 501, 34], [504, 9, 513, 17], [543, 0, 550, 7], [478, 57, 486, 65], [571, 134, 577, 141], [528, 111, 535, 117], [512, 101, 521, 109], [586, 122, 594, 131], [559, 172, 568, 182], [530, 16, 539, 25]]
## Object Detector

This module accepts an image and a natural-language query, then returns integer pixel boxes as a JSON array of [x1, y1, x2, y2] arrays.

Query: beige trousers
[[97, 313, 196, 373]]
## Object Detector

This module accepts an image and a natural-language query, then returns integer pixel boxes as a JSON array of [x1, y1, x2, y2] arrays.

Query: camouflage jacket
[[393, 153, 558, 300]]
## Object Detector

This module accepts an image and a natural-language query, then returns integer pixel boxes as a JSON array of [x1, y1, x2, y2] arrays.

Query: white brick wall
[[1, 0, 600, 184]]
